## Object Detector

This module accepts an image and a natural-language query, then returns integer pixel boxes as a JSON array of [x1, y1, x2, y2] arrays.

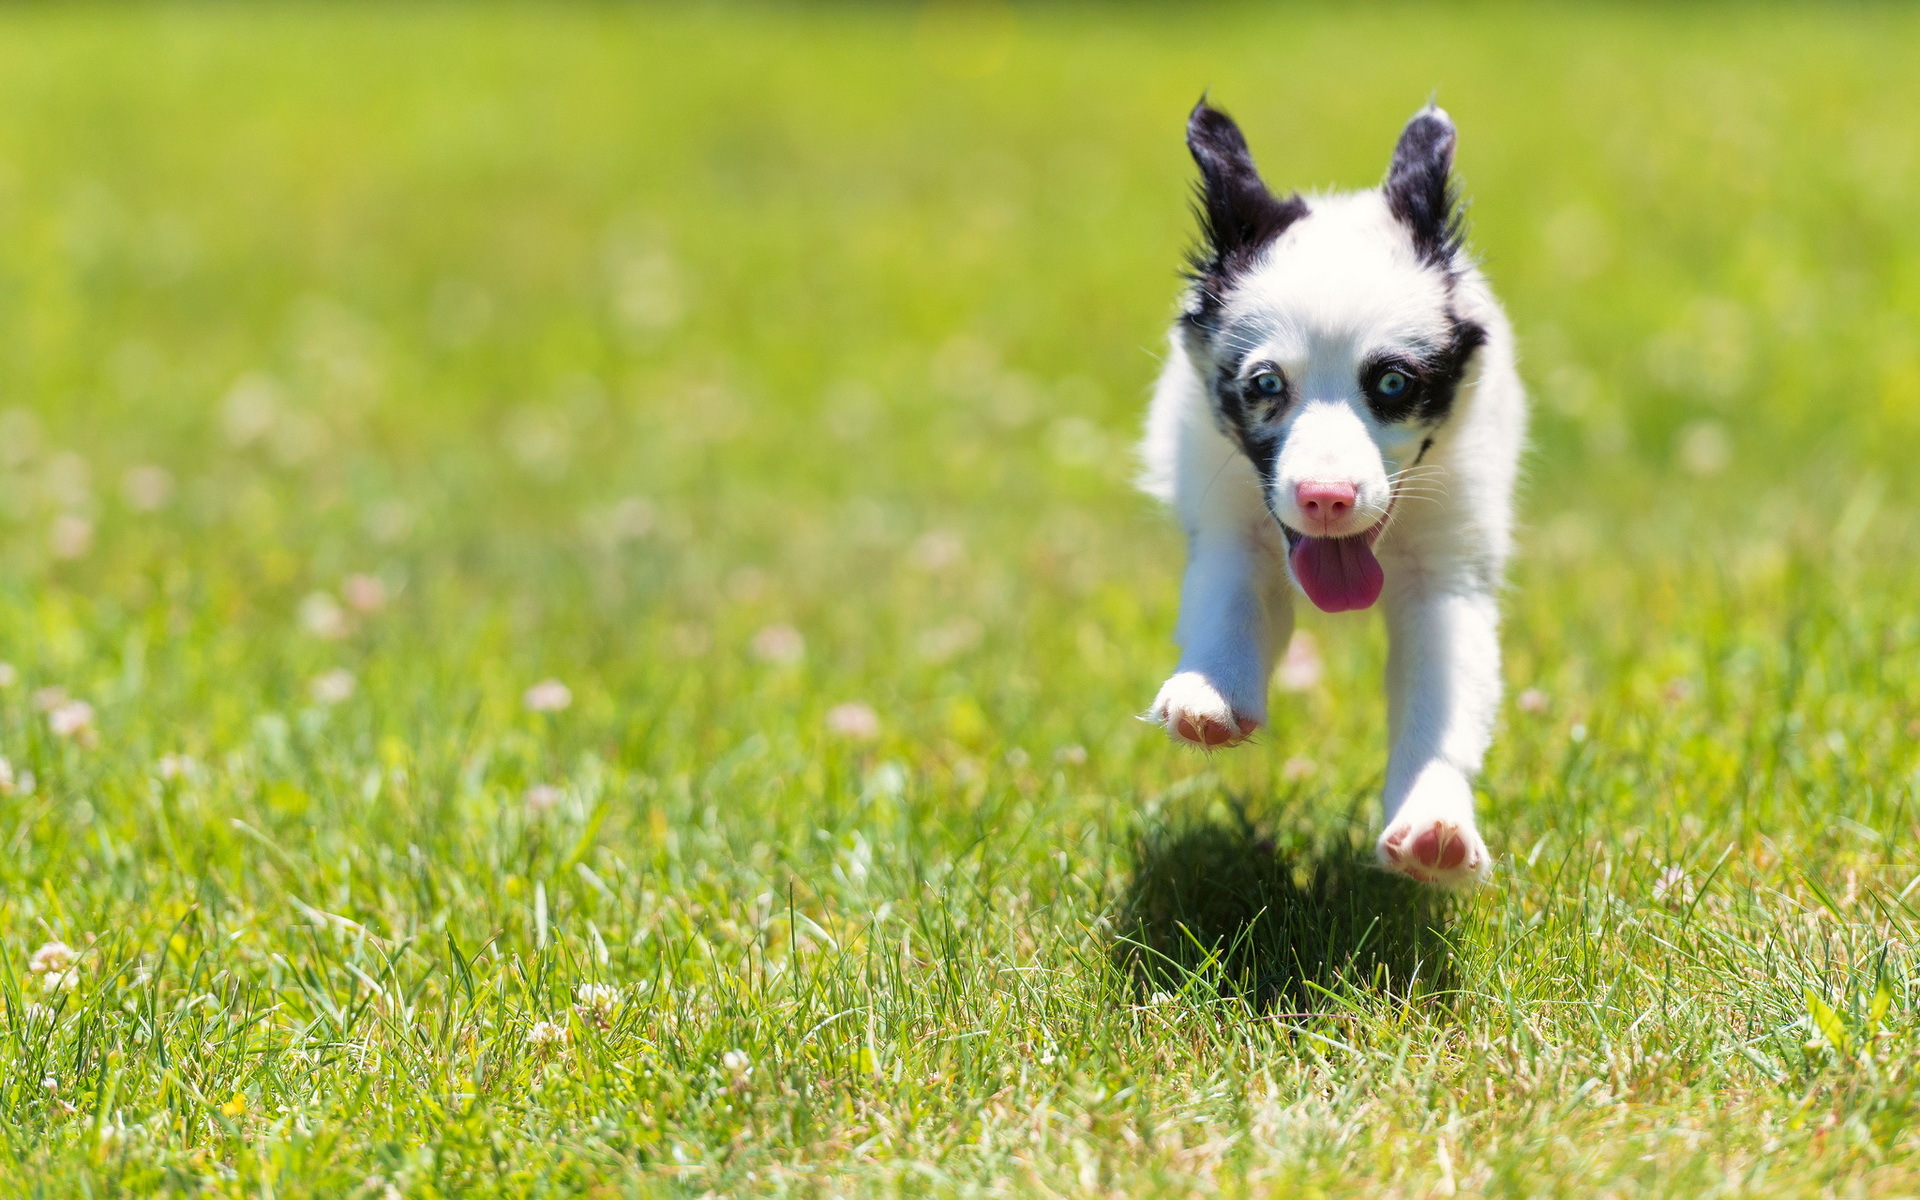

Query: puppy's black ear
[[1385, 105, 1464, 268], [1186, 101, 1307, 285]]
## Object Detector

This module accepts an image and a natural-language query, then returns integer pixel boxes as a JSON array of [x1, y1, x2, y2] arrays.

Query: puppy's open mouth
[[1281, 497, 1396, 614]]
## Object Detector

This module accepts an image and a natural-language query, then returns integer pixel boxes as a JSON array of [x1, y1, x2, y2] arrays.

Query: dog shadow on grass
[[1110, 806, 1455, 1015]]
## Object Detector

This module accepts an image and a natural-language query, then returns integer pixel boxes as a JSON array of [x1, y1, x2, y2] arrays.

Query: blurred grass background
[[0, 2, 1916, 1195]]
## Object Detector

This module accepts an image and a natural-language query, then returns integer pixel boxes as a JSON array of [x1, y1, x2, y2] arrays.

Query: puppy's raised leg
[[1376, 585, 1502, 886], [1147, 529, 1291, 748]]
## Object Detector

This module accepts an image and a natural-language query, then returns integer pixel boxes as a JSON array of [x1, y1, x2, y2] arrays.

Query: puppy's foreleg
[[1148, 529, 1290, 749], [1376, 586, 1502, 886]]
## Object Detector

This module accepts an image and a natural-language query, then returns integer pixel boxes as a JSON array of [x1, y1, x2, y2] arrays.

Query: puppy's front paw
[[1376, 765, 1490, 888], [1146, 671, 1260, 749], [1377, 817, 1489, 888]]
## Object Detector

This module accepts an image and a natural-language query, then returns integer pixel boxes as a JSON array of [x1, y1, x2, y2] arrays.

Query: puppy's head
[[1179, 101, 1486, 613]]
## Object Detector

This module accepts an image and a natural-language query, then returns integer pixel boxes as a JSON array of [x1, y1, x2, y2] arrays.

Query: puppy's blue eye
[[1252, 372, 1284, 396], [1376, 371, 1409, 397]]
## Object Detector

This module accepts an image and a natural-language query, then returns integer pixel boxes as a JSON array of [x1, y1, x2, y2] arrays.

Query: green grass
[[0, 2, 1918, 1194]]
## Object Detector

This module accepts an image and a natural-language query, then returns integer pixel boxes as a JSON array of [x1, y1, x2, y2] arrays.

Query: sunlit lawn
[[0, 2, 1918, 1195]]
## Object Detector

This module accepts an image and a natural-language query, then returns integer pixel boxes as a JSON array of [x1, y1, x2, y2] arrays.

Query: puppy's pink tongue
[[1290, 535, 1384, 613]]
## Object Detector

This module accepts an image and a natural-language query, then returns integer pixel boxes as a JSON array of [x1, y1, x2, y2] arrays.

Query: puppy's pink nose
[[1296, 481, 1357, 526]]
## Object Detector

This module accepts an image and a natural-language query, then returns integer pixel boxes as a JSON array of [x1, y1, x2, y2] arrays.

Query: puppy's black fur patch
[[1418, 316, 1487, 423], [1183, 101, 1308, 329], [1214, 369, 1286, 489], [1359, 317, 1487, 426], [1385, 107, 1465, 271]]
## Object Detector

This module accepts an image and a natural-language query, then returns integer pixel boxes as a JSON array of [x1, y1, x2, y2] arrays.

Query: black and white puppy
[[1140, 101, 1525, 887]]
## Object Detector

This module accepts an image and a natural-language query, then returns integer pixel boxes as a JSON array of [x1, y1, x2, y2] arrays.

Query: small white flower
[[222, 373, 283, 446], [28, 941, 80, 991], [361, 1176, 403, 1200], [40, 1074, 57, 1094], [30, 941, 77, 976], [609, 495, 655, 538], [0, 662, 16, 688], [526, 1019, 570, 1050], [156, 753, 195, 781], [863, 761, 908, 801], [1282, 756, 1316, 781], [32, 686, 68, 712], [48, 514, 93, 560], [522, 679, 572, 712], [342, 574, 388, 613], [121, 465, 174, 511], [48, 700, 95, 741], [1677, 419, 1731, 477], [1054, 744, 1087, 765], [721, 1048, 752, 1075], [309, 669, 357, 706], [750, 624, 805, 665], [523, 784, 562, 815], [574, 983, 622, 1028], [825, 702, 880, 740], [23, 1003, 53, 1026], [1653, 865, 1692, 909], [299, 592, 349, 639], [1276, 633, 1323, 692], [1517, 688, 1550, 714], [0, 757, 12, 795]]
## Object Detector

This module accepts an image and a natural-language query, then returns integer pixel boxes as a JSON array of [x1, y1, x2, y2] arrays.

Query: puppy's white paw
[[1377, 817, 1489, 888], [1146, 671, 1260, 749], [1376, 765, 1490, 888]]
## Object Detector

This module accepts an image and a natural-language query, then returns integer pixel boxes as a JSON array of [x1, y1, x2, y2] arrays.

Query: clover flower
[[49, 514, 93, 560], [1276, 633, 1323, 692], [299, 593, 349, 639], [342, 574, 388, 613], [29, 942, 80, 992], [48, 701, 96, 743], [574, 983, 622, 1029], [310, 669, 357, 705], [156, 754, 196, 781], [122, 465, 174, 511], [825, 702, 880, 740], [1653, 865, 1692, 909], [522, 679, 572, 712], [750, 624, 805, 664]]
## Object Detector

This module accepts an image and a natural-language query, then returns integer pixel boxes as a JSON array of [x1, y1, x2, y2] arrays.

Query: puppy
[[1140, 101, 1526, 888]]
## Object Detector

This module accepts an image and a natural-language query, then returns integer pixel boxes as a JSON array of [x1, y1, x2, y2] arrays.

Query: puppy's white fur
[[1140, 108, 1525, 888]]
